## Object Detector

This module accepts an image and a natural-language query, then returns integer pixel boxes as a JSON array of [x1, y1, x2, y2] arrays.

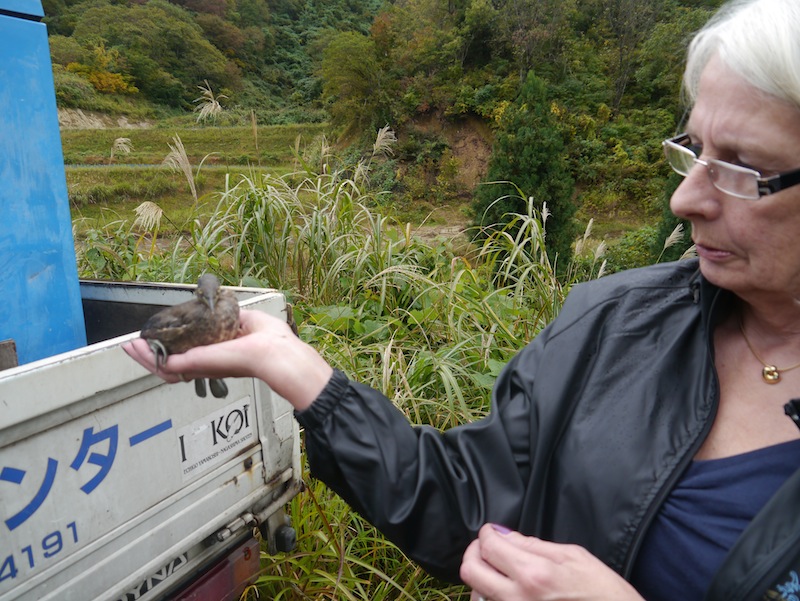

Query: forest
[[45, 0, 724, 268]]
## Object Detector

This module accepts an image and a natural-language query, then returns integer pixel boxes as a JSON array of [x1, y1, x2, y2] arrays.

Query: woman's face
[[670, 55, 800, 301]]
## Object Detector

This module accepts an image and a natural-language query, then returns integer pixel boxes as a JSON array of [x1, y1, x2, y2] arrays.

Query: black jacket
[[296, 259, 800, 600]]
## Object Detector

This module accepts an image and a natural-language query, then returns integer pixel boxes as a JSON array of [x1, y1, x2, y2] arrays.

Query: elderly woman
[[125, 0, 800, 598]]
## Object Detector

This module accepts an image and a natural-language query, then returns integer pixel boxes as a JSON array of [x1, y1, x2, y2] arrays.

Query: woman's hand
[[460, 524, 644, 601], [123, 309, 333, 411]]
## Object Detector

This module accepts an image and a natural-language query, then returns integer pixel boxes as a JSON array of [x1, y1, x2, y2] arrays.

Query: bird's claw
[[209, 378, 229, 398], [193, 378, 228, 399], [147, 340, 169, 370]]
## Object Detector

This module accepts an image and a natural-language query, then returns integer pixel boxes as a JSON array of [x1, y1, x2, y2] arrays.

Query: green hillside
[[47, 0, 725, 266]]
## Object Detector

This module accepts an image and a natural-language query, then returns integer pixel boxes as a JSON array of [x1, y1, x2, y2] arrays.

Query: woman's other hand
[[123, 309, 333, 411], [460, 524, 644, 601]]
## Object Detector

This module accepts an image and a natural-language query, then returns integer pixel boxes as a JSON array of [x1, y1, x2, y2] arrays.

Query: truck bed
[[0, 280, 301, 601]]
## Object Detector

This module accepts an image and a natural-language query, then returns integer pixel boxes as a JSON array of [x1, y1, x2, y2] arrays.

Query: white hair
[[684, 0, 800, 108]]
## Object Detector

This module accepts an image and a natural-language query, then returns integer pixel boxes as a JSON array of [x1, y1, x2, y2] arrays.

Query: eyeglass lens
[[664, 140, 760, 200], [665, 143, 695, 176], [708, 163, 759, 199]]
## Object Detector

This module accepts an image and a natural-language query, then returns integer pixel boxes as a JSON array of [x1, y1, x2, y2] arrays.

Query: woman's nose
[[669, 162, 721, 220]]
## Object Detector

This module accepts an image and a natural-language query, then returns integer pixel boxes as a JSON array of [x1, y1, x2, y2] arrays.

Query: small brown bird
[[140, 273, 240, 398]]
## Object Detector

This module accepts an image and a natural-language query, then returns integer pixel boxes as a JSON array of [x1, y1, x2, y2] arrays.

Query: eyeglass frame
[[662, 133, 800, 200]]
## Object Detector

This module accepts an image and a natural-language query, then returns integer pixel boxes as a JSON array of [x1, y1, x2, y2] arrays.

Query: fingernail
[[491, 523, 511, 535]]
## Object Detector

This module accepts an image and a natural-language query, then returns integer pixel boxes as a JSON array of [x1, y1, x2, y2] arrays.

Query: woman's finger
[[460, 537, 509, 601], [464, 524, 645, 601]]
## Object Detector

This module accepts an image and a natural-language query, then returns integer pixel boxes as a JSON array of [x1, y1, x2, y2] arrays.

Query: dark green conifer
[[472, 71, 577, 265]]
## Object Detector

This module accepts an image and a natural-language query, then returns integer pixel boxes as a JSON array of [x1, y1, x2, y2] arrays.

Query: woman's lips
[[694, 242, 733, 261]]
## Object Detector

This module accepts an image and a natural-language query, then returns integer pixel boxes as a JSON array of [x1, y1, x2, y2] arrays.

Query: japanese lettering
[[1, 458, 57, 531], [1, 419, 173, 584], [70, 425, 119, 494]]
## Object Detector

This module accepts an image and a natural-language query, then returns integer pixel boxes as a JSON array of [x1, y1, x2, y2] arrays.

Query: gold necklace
[[739, 317, 800, 384]]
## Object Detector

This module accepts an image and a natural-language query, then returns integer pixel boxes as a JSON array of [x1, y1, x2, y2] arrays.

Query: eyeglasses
[[662, 133, 800, 200]]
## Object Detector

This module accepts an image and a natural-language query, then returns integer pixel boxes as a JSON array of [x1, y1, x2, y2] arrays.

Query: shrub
[[49, 34, 87, 66], [603, 225, 660, 273], [472, 72, 577, 266], [52, 64, 98, 108]]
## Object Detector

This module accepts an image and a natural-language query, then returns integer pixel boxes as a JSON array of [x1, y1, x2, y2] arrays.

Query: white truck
[[0, 2, 303, 599], [0, 281, 303, 601]]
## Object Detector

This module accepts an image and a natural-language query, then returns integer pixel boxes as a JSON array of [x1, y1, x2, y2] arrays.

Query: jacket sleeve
[[294, 335, 545, 582]]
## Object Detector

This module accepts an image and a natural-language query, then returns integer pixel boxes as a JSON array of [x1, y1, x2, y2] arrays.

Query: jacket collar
[[690, 265, 733, 332]]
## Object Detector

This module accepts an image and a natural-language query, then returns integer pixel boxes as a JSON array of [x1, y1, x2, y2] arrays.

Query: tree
[[603, 0, 665, 115], [633, 5, 716, 110], [472, 72, 577, 264], [70, 0, 239, 106], [376, 0, 466, 76], [195, 14, 246, 58], [493, 0, 577, 81], [49, 34, 87, 66], [320, 31, 386, 135], [172, 0, 227, 18], [459, 0, 498, 68]]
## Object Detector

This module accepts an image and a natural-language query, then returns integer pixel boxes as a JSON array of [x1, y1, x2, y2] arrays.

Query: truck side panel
[[0, 284, 301, 601]]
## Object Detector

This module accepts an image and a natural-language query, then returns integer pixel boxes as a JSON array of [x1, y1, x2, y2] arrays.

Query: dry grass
[[193, 80, 228, 123], [109, 137, 133, 163]]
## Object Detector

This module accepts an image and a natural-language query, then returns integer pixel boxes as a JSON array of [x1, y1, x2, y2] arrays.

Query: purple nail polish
[[491, 523, 511, 535]]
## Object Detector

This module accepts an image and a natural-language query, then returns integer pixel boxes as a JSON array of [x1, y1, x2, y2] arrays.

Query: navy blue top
[[630, 438, 800, 601]]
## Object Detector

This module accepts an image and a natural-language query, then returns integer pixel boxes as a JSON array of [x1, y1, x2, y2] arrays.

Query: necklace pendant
[[762, 365, 781, 384]]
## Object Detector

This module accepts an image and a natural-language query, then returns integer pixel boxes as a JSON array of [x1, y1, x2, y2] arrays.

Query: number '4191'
[[1, 522, 78, 582]]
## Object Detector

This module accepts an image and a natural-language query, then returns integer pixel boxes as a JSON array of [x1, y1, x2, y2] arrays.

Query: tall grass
[[193, 80, 228, 123], [74, 138, 607, 599]]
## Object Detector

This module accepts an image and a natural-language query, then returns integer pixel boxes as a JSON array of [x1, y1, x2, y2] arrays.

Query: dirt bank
[[58, 108, 152, 129]]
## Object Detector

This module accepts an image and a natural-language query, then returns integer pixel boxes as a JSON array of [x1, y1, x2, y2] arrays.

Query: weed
[[72, 133, 625, 599]]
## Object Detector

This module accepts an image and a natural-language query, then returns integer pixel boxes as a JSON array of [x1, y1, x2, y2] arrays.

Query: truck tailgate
[[0, 282, 301, 601]]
